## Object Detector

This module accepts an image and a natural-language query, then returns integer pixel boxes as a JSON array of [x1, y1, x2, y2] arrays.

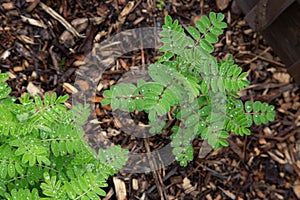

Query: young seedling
[[102, 12, 275, 166], [0, 71, 128, 199]]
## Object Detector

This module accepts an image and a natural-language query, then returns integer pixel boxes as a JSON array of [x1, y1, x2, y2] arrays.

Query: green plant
[[0, 71, 128, 199], [101, 12, 275, 166], [156, 0, 166, 11]]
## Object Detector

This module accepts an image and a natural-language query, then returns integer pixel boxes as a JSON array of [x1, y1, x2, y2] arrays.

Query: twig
[[39, 2, 85, 38], [255, 127, 299, 142], [139, 28, 145, 71], [244, 46, 271, 64], [236, 49, 286, 68]]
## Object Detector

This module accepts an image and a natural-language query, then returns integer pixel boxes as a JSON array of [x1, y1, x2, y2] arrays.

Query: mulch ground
[[1, 0, 300, 199]]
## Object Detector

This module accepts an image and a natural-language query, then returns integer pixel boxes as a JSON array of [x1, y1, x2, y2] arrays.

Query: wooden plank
[[235, 0, 258, 14], [261, 2, 300, 64], [287, 60, 300, 83], [260, 2, 300, 83], [244, 0, 295, 31]]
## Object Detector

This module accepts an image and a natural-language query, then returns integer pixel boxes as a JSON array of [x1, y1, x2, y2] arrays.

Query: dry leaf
[[216, 0, 230, 10]]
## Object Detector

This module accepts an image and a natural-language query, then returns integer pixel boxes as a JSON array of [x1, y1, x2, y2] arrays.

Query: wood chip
[[133, 16, 145, 25], [20, 15, 47, 29], [259, 138, 267, 145], [6, 71, 16, 79], [27, 82, 43, 96], [25, 0, 40, 12], [293, 179, 300, 199], [218, 186, 236, 199], [273, 72, 291, 83], [243, 29, 252, 35], [113, 176, 127, 200], [267, 151, 286, 164], [1, 2, 15, 10], [119, 1, 135, 18], [119, 59, 129, 71], [39, 2, 85, 38], [63, 82, 78, 94], [13, 66, 25, 72], [118, 1, 135, 24], [182, 177, 192, 191], [132, 178, 139, 190], [216, 0, 230, 10], [228, 139, 244, 160], [17, 35, 35, 44], [0, 49, 11, 60], [198, 140, 212, 158], [102, 188, 114, 200], [182, 177, 197, 194]]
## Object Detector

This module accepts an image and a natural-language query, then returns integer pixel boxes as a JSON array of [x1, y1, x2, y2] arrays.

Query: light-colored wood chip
[[39, 2, 85, 38], [132, 178, 139, 190], [0, 49, 11, 60], [182, 177, 192, 190], [6, 71, 16, 79], [63, 83, 78, 94], [273, 72, 290, 83], [17, 35, 35, 44], [27, 82, 43, 96], [113, 176, 127, 200], [182, 177, 197, 194], [267, 151, 286, 164], [293, 179, 300, 199], [13, 66, 25, 72], [119, 1, 135, 18], [258, 138, 267, 145], [1, 2, 15, 10], [218, 186, 236, 199], [205, 194, 213, 200], [102, 187, 114, 200], [255, 189, 266, 199], [215, 0, 230, 10], [20, 15, 47, 28], [119, 59, 129, 71]]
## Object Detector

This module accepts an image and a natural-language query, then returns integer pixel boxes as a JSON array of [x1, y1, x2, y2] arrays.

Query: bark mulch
[[0, 0, 300, 199]]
